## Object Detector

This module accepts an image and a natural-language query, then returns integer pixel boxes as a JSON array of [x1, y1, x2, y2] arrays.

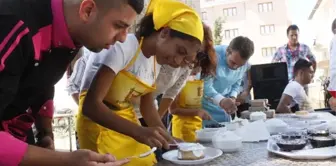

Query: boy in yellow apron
[[170, 23, 218, 142], [76, 0, 204, 165]]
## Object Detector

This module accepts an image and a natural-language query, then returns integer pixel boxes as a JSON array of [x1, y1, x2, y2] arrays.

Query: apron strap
[[123, 37, 144, 70], [123, 37, 157, 88]]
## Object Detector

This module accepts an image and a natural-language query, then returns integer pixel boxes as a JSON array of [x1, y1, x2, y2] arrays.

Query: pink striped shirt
[[0, 131, 28, 166]]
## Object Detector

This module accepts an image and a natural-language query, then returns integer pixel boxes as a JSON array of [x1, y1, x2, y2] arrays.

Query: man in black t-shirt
[[0, 0, 144, 165]]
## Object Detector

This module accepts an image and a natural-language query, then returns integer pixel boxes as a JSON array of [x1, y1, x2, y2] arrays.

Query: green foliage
[[214, 17, 224, 45]]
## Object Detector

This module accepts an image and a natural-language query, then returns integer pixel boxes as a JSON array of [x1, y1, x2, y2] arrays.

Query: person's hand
[[232, 98, 241, 106], [135, 126, 174, 150], [329, 97, 336, 111], [67, 150, 129, 166], [37, 136, 54, 150], [236, 91, 249, 104], [219, 98, 238, 114], [197, 110, 212, 120]]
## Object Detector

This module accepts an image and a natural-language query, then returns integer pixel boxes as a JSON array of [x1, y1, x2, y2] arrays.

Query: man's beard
[[87, 47, 103, 53]]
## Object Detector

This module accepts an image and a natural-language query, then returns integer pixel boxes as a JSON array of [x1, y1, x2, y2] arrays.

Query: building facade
[[201, 0, 291, 64]]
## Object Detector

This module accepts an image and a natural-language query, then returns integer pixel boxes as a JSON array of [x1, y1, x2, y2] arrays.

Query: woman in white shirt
[[163, 23, 217, 142], [76, 0, 204, 165], [152, 23, 217, 120]]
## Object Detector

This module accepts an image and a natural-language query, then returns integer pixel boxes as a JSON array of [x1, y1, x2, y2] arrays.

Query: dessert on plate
[[295, 110, 309, 116], [177, 143, 205, 160], [307, 129, 330, 137], [276, 136, 307, 151], [309, 136, 336, 148]]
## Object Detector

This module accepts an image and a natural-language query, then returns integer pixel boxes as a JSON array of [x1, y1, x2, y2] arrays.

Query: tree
[[213, 17, 224, 45]]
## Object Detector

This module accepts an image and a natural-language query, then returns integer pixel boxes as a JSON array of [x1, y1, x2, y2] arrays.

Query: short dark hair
[[332, 18, 336, 34], [287, 24, 299, 35], [96, 0, 144, 14], [135, 13, 199, 42], [293, 59, 312, 75], [227, 36, 254, 60], [125, 0, 144, 14]]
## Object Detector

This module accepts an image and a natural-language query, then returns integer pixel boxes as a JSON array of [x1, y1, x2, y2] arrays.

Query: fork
[[128, 147, 157, 159]]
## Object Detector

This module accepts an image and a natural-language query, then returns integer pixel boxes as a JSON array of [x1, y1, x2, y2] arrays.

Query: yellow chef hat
[[145, 0, 204, 42]]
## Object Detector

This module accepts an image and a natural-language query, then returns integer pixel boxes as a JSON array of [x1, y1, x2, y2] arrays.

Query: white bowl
[[226, 123, 240, 131], [212, 131, 243, 152], [196, 128, 222, 142], [250, 112, 267, 121]]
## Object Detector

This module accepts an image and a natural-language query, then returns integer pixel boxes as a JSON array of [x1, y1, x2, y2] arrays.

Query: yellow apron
[[76, 39, 157, 166], [172, 80, 204, 142]]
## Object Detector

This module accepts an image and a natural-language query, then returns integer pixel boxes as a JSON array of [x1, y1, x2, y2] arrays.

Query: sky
[[287, 0, 318, 44]]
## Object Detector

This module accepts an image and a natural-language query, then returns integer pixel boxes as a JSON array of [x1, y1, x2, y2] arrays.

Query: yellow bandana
[[145, 0, 204, 42]]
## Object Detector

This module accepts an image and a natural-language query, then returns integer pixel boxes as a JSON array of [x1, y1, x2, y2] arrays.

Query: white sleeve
[[97, 35, 137, 74], [328, 37, 336, 92], [67, 55, 87, 95], [163, 68, 191, 99], [283, 83, 297, 98]]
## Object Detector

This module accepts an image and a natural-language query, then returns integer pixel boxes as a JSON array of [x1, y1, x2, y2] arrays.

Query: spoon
[[210, 118, 221, 124], [234, 111, 238, 121], [128, 147, 157, 159]]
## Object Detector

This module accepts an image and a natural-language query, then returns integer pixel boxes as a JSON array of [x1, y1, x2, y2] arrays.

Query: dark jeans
[[75, 132, 80, 149], [291, 104, 300, 112], [27, 129, 36, 145], [139, 118, 167, 161], [231, 103, 250, 119]]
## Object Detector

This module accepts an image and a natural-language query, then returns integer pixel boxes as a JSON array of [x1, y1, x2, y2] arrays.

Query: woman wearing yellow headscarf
[[76, 0, 203, 165], [170, 23, 217, 142]]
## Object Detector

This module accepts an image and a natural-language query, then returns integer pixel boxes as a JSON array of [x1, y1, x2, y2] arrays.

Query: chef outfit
[[172, 76, 204, 142], [0, 0, 80, 145], [76, 0, 204, 165]]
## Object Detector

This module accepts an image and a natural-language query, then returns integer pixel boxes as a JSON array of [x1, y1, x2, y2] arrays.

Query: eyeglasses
[[172, 51, 209, 69]]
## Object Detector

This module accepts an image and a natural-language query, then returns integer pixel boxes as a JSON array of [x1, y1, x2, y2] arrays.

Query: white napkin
[[327, 120, 336, 133]]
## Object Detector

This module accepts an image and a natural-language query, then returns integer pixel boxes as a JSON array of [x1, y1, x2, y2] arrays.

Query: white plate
[[292, 113, 318, 119], [162, 147, 223, 165], [267, 136, 336, 160], [196, 128, 225, 142]]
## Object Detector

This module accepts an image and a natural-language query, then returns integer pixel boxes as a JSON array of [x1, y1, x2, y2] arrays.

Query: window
[[260, 24, 275, 35], [202, 12, 207, 20], [223, 7, 237, 17], [258, 2, 273, 12], [261, 47, 277, 57], [224, 29, 239, 39]]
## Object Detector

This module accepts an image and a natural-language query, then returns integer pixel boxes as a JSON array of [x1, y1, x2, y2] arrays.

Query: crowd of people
[[0, 0, 336, 166]]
